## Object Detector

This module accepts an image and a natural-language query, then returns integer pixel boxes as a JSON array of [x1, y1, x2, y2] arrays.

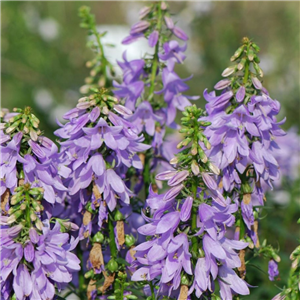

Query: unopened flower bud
[[214, 79, 231, 90], [84, 269, 95, 279], [130, 21, 150, 35], [114, 210, 124, 221], [180, 196, 193, 222], [80, 85, 90, 94], [231, 45, 245, 61], [161, 2, 167, 10], [114, 104, 132, 116], [29, 129, 38, 141], [168, 170, 189, 186], [180, 274, 190, 286], [236, 86, 246, 102], [30, 212, 37, 221], [208, 162, 220, 175], [202, 172, 217, 190], [247, 49, 254, 61], [102, 106, 109, 115], [35, 219, 43, 231], [170, 157, 178, 165], [252, 77, 262, 90], [191, 160, 200, 175], [156, 170, 177, 181], [93, 232, 104, 243], [107, 258, 118, 272], [125, 234, 136, 247], [222, 66, 235, 77], [164, 16, 174, 29], [191, 144, 198, 156], [139, 6, 151, 19], [238, 58, 246, 70]]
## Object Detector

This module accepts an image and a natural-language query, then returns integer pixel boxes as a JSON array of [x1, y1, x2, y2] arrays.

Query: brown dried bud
[[89, 243, 104, 271], [238, 249, 246, 279], [98, 273, 115, 294], [92, 183, 101, 201], [83, 211, 92, 226], [87, 279, 96, 300], [138, 153, 145, 166], [242, 193, 251, 205], [1, 189, 10, 215], [252, 220, 260, 248], [116, 221, 125, 246], [178, 285, 189, 300]]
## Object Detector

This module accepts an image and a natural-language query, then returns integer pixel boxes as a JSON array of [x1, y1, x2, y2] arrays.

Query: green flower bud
[[231, 45, 245, 61], [125, 234, 136, 247], [93, 232, 104, 243], [180, 274, 190, 286], [107, 258, 118, 272], [114, 210, 124, 221], [241, 182, 252, 194], [238, 58, 246, 70], [126, 295, 138, 300], [84, 269, 94, 279], [251, 43, 260, 52], [247, 49, 254, 61]]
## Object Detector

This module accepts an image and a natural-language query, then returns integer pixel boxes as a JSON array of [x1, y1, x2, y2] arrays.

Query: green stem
[[150, 281, 155, 300], [108, 214, 118, 258], [148, 4, 162, 100], [77, 250, 86, 295], [142, 135, 151, 200], [243, 61, 250, 84], [191, 179, 198, 256], [25, 192, 31, 225]]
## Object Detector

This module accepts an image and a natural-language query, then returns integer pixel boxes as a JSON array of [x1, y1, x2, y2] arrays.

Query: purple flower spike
[[148, 30, 159, 47], [236, 86, 246, 102], [180, 196, 193, 222], [268, 259, 279, 281], [252, 76, 263, 90]]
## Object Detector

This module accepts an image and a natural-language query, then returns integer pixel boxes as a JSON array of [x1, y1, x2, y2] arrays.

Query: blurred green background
[[2, 1, 299, 299]]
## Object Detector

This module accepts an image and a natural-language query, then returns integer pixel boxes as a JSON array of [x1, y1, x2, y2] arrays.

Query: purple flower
[[113, 80, 144, 111], [125, 101, 163, 136], [268, 259, 279, 281], [116, 51, 145, 84], [159, 40, 187, 70], [218, 265, 250, 299]]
